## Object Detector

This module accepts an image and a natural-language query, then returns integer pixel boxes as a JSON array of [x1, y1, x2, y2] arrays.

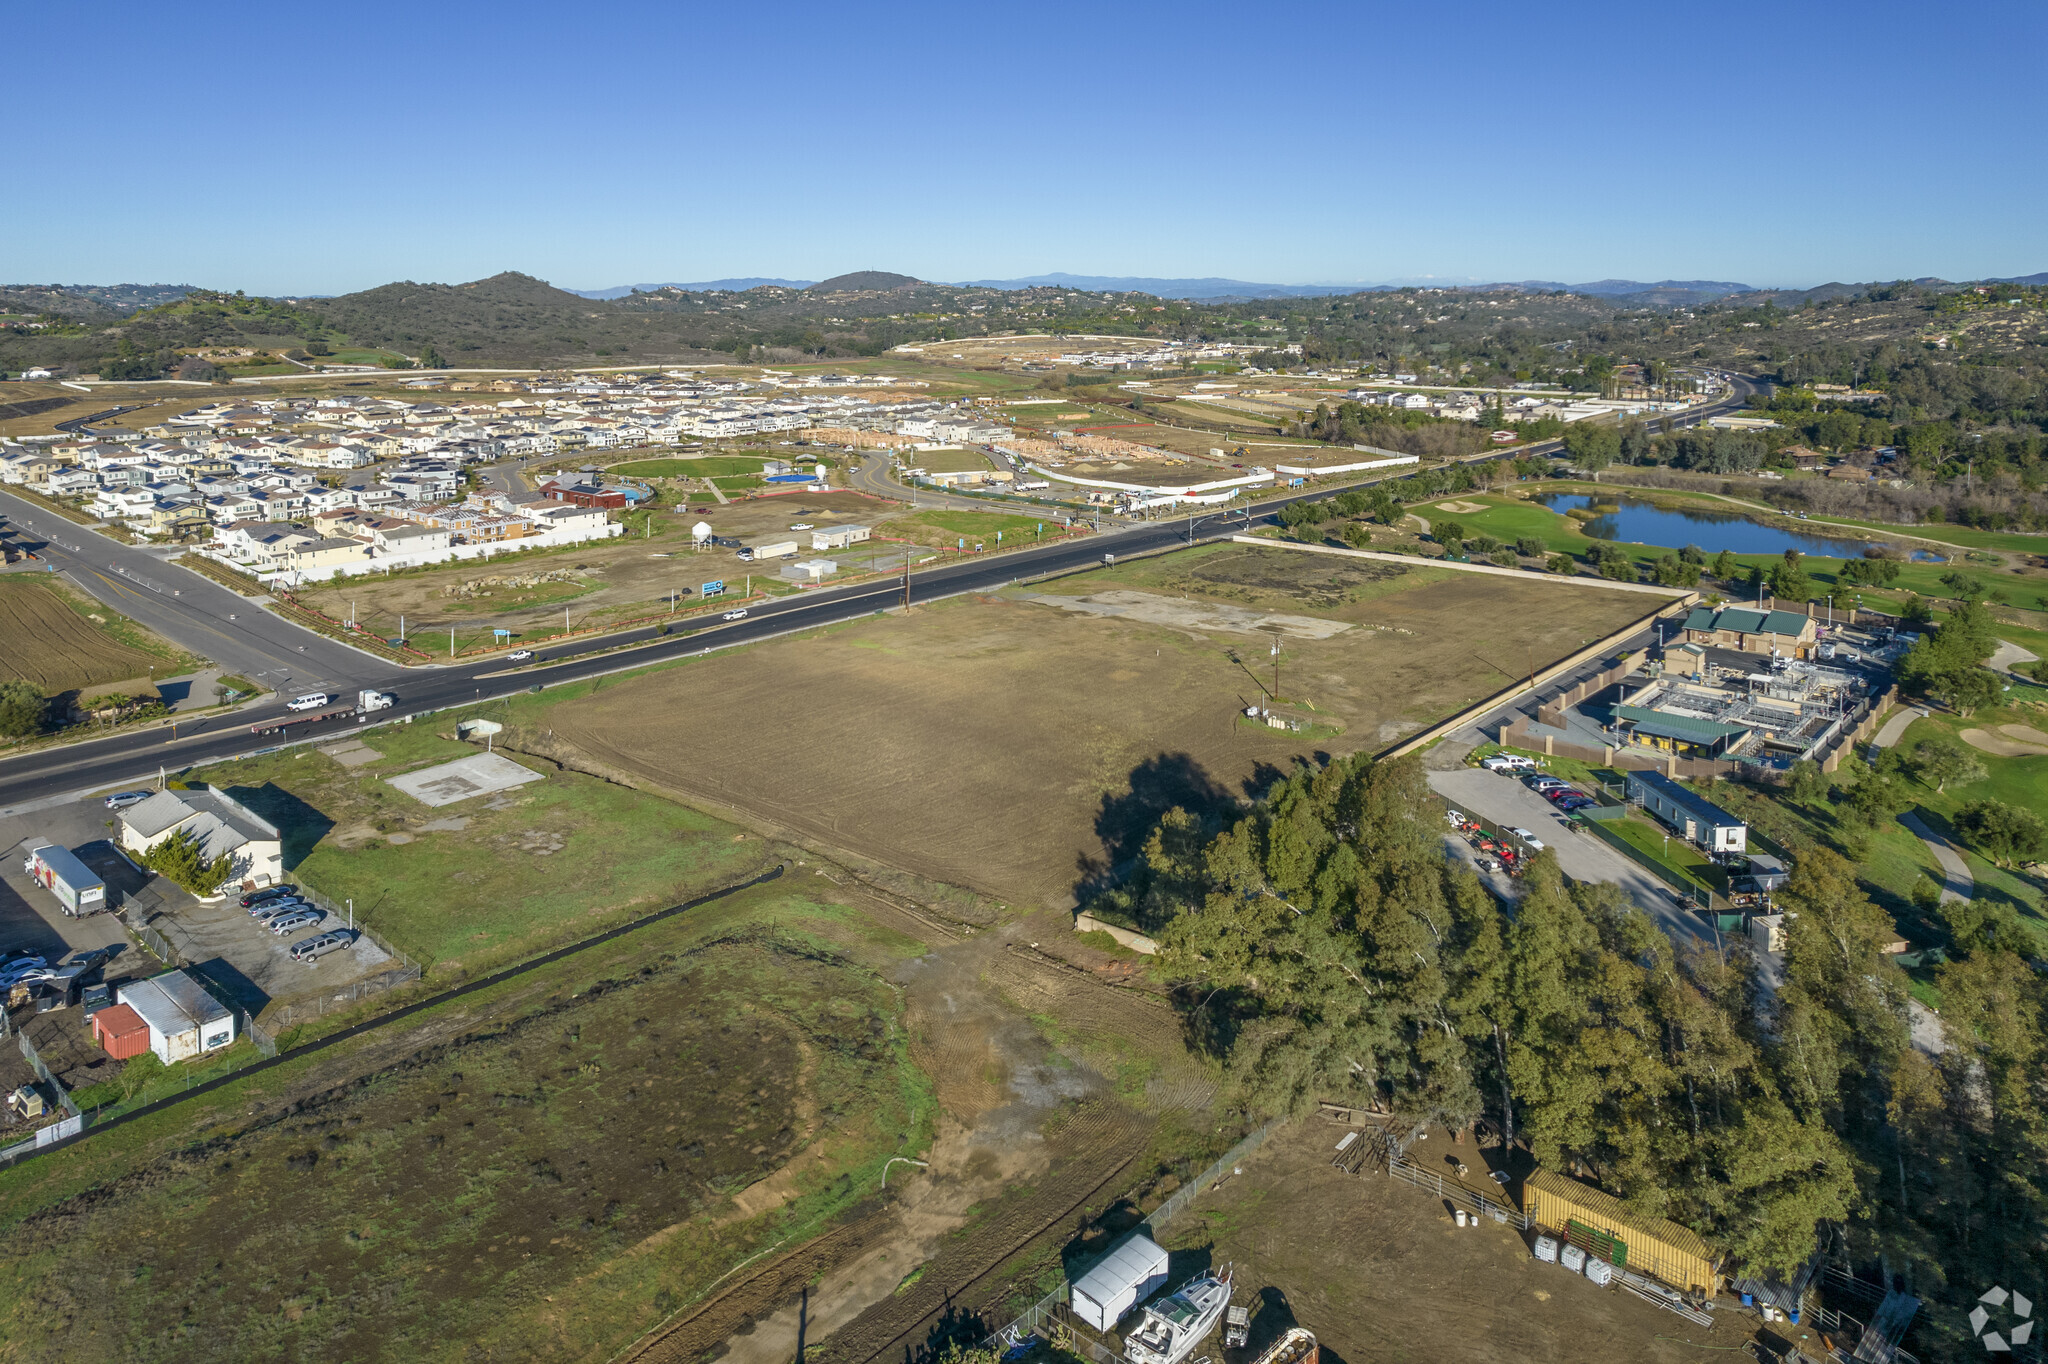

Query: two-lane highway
[[0, 374, 1759, 810]]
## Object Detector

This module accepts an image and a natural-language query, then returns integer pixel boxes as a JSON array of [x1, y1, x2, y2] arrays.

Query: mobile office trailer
[[23, 841, 105, 916], [1071, 1232, 1169, 1330]]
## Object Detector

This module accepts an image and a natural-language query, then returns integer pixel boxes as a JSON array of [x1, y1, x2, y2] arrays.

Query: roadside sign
[[701, 579, 726, 598]]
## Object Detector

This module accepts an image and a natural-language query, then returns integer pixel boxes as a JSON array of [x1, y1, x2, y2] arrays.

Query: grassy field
[[609, 456, 771, 479], [544, 543, 1658, 909], [875, 507, 1058, 544], [0, 884, 934, 1364], [191, 719, 771, 977], [906, 447, 994, 474], [0, 575, 195, 694]]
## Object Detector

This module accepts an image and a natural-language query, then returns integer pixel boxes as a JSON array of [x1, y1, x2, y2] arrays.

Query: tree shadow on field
[[905, 1300, 989, 1364], [1074, 752, 1235, 904]]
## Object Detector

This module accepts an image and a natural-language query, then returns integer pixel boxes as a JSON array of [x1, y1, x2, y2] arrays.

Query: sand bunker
[[1020, 589, 1354, 640], [1960, 726, 2048, 758], [1431, 500, 1490, 515]]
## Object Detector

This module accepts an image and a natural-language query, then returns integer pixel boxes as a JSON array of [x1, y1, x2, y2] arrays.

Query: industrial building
[[1627, 771, 1748, 854], [1610, 659, 1868, 764], [116, 971, 236, 1064], [1679, 603, 1818, 659]]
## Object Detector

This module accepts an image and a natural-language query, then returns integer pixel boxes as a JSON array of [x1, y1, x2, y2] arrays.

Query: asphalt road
[[0, 376, 1758, 812], [0, 491, 397, 692]]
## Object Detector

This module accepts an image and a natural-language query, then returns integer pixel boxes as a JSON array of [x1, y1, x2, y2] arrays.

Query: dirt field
[[290, 490, 902, 644], [1155, 1123, 1766, 1364], [0, 576, 179, 693], [0, 888, 933, 1364], [548, 545, 1657, 909]]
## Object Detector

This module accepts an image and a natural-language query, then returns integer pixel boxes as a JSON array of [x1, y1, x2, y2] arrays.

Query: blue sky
[[10, 1, 2045, 294]]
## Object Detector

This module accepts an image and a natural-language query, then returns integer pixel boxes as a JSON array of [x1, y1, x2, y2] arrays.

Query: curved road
[[0, 376, 1760, 811]]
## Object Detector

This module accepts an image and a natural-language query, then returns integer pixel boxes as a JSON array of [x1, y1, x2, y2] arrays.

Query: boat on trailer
[[1123, 1268, 1234, 1364], [1248, 1327, 1317, 1364]]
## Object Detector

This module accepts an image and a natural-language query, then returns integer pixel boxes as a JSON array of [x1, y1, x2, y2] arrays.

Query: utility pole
[[450, 626, 455, 658]]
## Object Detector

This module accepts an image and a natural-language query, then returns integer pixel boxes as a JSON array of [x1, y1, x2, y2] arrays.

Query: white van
[[286, 692, 331, 713]]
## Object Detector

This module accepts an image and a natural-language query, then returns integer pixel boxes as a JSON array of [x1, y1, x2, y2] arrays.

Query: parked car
[[1526, 775, 1568, 792], [252, 899, 314, 922], [241, 884, 299, 909], [1544, 787, 1584, 804], [291, 930, 355, 964], [269, 910, 325, 937], [1507, 828, 1546, 851], [1481, 754, 1537, 772], [508, 649, 534, 661], [103, 790, 153, 810], [1554, 796, 1596, 812]]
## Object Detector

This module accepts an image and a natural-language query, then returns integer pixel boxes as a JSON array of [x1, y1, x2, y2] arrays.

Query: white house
[[116, 971, 236, 1064], [118, 788, 285, 887]]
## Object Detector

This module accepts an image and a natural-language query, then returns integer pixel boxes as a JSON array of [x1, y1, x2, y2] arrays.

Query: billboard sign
[[702, 580, 727, 598]]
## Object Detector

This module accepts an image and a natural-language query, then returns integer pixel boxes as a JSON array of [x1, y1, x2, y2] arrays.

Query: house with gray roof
[[117, 788, 284, 888]]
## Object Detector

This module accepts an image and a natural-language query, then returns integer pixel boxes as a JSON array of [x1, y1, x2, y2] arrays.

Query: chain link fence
[[975, 1121, 1281, 1357]]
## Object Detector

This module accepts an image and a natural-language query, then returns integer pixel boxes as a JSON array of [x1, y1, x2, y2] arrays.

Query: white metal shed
[[1071, 1233, 1168, 1331]]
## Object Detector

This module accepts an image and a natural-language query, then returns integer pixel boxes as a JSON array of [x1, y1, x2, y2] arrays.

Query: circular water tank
[[691, 521, 713, 542]]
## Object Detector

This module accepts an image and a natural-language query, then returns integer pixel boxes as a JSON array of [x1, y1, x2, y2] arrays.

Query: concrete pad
[[320, 739, 382, 769], [386, 752, 544, 808], [1021, 589, 1354, 640]]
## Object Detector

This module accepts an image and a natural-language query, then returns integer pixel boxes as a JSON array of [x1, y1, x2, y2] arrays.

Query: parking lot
[[1430, 765, 1708, 945], [0, 793, 393, 1032]]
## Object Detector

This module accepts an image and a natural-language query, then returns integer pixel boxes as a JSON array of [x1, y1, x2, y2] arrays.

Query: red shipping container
[[91, 1003, 150, 1060]]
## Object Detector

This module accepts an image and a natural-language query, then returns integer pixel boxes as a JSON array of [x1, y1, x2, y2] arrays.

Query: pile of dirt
[[442, 567, 591, 598]]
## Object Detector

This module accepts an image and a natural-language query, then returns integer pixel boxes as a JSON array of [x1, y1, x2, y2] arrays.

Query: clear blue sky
[[11, 0, 2044, 295]]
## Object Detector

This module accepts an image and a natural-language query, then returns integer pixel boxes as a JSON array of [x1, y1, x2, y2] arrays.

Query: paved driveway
[[1429, 766, 1707, 944]]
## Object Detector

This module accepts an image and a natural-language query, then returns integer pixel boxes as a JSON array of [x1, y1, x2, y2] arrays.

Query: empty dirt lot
[[550, 545, 1661, 909], [1162, 1122, 1767, 1364], [290, 490, 904, 644]]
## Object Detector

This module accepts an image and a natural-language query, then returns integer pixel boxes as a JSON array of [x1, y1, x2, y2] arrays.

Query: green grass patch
[[188, 721, 770, 976], [610, 457, 767, 479], [877, 508, 1052, 543]]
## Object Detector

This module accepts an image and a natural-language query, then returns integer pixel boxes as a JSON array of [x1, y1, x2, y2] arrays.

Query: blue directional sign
[[702, 579, 727, 597]]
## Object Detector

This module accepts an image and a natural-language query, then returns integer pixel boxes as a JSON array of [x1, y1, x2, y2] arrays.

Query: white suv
[[286, 693, 331, 712]]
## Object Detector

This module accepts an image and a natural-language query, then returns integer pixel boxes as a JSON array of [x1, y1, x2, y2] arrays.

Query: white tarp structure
[[1071, 1233, 1169, 1331]]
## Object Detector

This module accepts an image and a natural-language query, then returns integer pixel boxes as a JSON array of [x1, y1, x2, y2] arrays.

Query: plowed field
[[0, 579, 164, 693]]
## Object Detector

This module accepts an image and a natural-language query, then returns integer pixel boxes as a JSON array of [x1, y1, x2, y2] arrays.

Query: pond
[[1535, 493, 1946, 561]]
